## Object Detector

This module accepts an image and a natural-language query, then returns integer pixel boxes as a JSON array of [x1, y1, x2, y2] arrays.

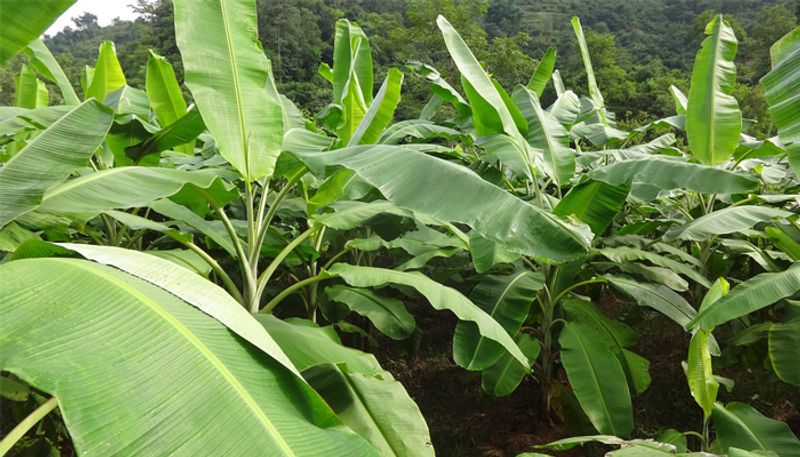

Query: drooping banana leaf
[[665, 206, 793, 242], [257, 316, 433, 456], [559, 322, 634, 437], [149, 198, 236, 256], [0, 100, 113, 228], [290, 145, 589, 262], [0, 0, 74, 66], [378, 120, 462, 145], [588, 156, 759, 194], [563, 299, 650, 395], [173, 0, 284, 181], [690, 263, 800, 330], [453, 270, 544, 370], [30, 167, 236, 224], [326, 263, 530, 368], [600, 247, 710, 288], [761, 27, 800, 177], [686, 15, 741, 165], [127, 105, 204, 157], [607, 276, 697, 328], [0, 258, 378, 455], [712, 402, 800, 455], [325, 285, 416, 340]]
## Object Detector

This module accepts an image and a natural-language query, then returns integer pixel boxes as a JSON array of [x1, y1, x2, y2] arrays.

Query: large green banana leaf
[[690, 263, 800, 330], [289, 145, 589, 262], [0, 258, 377, 455], [13, 241, 298, 375], [85, 41, 127, 102], [23, 39, 80, 105], [761, 27, 800, 177], [0, 100, 113, 228], [712, 402, 800, 455], [686, 15, 741, 165], [664, 206, 793, 242], [559, 322, 634, 437], [31, 167, 235, 223], [588, 156, 759, 194], [257, 316, 434, 456], [0, 0, 74, 65], [173, 0, 283, 181], [326, 263, 530, 368], [453, 270, 544, 370]]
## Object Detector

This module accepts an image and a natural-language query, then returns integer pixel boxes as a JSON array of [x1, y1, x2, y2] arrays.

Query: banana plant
[[0, 0, 555, 454], [375, 13, 799, 444], [525, 283, 800, 456]]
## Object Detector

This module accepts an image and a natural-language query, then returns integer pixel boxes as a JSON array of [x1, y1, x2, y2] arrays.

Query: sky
[[46, 0, 139, 36]]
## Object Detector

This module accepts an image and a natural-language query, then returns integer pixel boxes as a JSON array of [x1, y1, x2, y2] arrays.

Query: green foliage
[[1, 3, 799, 456]]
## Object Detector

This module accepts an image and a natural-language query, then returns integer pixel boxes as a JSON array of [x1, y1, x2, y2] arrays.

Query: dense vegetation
[[1, 0, 799, 456], [2, 0, 799, 127]]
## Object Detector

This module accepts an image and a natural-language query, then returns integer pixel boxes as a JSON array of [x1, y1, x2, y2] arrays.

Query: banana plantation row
[[0, 0, 799, 456]]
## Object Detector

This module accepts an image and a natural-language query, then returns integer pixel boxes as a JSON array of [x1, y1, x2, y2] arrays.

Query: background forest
[[2, 0, 798, 134]]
